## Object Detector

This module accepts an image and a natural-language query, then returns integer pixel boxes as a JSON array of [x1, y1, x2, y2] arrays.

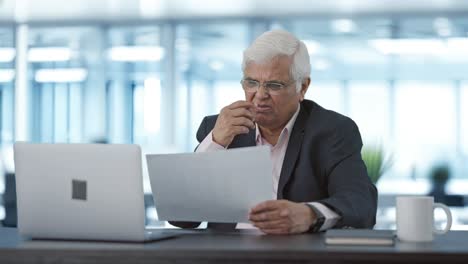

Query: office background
[[0, 0, 467, 229]]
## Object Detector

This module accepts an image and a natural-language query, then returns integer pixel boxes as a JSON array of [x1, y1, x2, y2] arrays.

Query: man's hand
[[249, 200, 316, 235], [212, 101, 256, 147]]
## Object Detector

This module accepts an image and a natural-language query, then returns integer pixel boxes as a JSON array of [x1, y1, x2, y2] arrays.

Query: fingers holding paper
[[249, 200, 316, 235]]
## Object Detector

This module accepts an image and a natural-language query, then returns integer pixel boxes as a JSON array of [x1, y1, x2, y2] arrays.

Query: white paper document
[[146, 146, 273, 223]]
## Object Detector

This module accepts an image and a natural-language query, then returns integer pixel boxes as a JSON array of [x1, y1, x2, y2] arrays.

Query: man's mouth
[[255, 104, 272, 113]]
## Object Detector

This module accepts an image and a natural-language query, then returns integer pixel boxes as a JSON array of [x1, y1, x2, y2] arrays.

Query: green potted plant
[[361, 145, 393, 184]]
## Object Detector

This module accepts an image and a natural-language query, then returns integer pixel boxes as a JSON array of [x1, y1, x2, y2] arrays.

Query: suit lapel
[[277, 105, 308, 199]]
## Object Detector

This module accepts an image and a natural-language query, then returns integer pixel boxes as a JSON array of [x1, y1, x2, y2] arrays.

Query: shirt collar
[[255, 104, 301, 144]]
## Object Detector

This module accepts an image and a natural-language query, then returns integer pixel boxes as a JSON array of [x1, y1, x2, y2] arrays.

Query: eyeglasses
[[240, 79, 295, 95]]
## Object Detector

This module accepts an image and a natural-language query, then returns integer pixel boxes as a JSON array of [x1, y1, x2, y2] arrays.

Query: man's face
[[243, 55, 307, 130]]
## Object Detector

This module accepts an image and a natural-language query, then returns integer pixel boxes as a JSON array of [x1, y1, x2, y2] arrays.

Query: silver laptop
[[13, 142, 177, 242]]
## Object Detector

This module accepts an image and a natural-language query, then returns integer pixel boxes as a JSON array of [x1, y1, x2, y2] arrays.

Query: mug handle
[[433, 203, 452, 235]]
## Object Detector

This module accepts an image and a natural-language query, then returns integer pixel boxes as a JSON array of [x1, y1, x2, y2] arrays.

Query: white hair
[[242, 29, 311, 92]]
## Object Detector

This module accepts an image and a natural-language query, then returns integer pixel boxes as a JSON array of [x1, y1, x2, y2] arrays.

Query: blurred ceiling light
[[0, 48, 16, 62], [35, 68, 87, 83], [303, 40, 321, 55], [209, 60, 224, 71], [139, 0, 166, 18], [181, 0, 252, 16], [14, 0, 29, 23], [108, 46, 165, 61], [433, 17, 452, 37], [28, 47, 72, 62], [447, 38, 468, 53], [0, 69, 15, 83], [369, 39, 447, 55], [311, 59, 330, 71], [331, 19, 356, 33]]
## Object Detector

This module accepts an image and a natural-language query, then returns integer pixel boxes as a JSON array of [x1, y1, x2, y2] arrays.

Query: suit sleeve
[[168, 116, 212, 229], [316, 118, 378, 228]]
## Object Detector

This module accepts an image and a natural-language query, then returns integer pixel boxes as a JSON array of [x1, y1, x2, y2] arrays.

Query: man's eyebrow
[[266, 79, 287, 84], [243, 77, 286, 84]]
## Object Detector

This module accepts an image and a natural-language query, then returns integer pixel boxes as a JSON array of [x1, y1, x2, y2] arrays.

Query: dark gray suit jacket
[[171, 100, 377, 230]]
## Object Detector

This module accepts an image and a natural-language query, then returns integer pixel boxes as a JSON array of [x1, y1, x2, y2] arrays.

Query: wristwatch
[[305, 203, 326, 232]]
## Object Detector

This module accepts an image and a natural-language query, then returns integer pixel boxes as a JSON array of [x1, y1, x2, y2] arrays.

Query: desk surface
[[1, 227, 468, 264]]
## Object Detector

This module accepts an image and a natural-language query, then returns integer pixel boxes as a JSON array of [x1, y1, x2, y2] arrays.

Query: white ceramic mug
[[396, 196, 452, 242]]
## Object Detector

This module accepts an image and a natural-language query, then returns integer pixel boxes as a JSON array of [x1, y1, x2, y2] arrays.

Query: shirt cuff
[[308, 202, 341, 231], [196, 131, 226, 153]]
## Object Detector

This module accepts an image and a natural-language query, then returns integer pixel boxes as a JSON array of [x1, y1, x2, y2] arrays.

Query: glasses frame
[[240, 78, 296, 94]]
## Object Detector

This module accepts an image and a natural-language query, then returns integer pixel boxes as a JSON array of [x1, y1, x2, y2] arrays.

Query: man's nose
[[255, 85, 270, 99]]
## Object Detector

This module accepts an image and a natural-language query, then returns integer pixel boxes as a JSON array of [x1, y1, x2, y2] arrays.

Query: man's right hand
[[212, 101, 256, 147]]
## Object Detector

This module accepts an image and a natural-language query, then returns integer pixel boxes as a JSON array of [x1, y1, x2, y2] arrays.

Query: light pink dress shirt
[[196, 105, 340, 231]]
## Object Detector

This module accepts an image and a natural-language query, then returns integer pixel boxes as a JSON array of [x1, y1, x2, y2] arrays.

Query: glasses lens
[[243, 80, 258, 90], [265, 82, 283, 91]]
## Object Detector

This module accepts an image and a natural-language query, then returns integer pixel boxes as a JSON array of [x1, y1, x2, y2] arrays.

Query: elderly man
[[171, 29, 377, 234]]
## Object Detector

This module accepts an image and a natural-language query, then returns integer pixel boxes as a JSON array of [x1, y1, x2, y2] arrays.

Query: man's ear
[[299, 78, 311, 101]]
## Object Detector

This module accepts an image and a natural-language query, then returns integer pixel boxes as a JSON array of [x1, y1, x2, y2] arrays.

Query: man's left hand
[[249, 200, 316, 234]]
